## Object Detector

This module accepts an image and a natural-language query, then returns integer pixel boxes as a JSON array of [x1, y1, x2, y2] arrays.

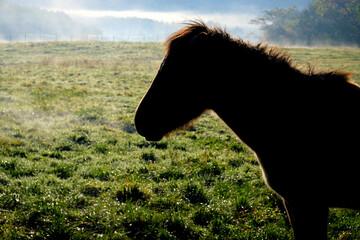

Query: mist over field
[[1, 0, 313, 43], [3, 0, 358, 46]]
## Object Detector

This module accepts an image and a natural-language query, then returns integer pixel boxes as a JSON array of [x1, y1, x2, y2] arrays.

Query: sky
[[8, 0, 311, 29], [8, 0, 310, 12], [3, 0, 313, 42], [47, 9, 257, 29]]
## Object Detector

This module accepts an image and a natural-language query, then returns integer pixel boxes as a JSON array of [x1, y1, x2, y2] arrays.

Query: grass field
[[0, 41, 359, 239]]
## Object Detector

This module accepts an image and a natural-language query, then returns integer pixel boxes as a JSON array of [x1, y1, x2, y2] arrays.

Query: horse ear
[[189, 32, 208, 47]]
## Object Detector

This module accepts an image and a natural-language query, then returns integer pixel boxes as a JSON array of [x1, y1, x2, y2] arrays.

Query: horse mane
[[164, 20, 353, 83]]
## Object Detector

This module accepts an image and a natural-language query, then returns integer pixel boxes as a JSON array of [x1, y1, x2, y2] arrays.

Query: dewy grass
[[0, 42, 359, 239]]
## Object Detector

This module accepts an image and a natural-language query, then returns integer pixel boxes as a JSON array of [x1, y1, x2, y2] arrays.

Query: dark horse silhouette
[[135, 21, 359, 239]]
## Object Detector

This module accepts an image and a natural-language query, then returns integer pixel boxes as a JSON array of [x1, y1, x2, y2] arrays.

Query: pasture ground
[[0, 42, 359, 239]]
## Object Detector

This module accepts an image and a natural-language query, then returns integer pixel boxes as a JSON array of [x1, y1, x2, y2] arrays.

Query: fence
[[0, 33, 169, 43]]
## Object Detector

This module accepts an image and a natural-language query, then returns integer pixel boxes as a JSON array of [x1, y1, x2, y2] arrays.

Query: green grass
[[0, 42, 359, 239]]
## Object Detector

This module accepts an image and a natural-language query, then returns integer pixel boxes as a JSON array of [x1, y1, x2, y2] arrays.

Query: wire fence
[[0, 33, 169, 43]]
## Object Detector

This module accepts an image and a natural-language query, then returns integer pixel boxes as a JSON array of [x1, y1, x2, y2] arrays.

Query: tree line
[[251, 0, 360, 46]]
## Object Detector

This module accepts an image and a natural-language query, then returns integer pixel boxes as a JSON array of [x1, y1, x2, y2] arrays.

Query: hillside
[[0, 0, 99, 41]]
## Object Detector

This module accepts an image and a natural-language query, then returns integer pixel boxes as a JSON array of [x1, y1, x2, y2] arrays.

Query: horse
[[134, 20, 360, 240]]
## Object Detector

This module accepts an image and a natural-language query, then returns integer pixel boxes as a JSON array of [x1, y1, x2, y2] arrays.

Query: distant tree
[[251, 0, 360, 46], [250, 7, 301, 45], [311, 0, 360, 44]]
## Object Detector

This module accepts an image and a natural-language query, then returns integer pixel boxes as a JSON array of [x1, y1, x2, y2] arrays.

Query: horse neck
[[209, 56, 303, 152], [211, 54, 300, 108]]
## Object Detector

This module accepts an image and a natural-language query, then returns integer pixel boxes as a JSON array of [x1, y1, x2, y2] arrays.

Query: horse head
[[134, 21, 217, 141]]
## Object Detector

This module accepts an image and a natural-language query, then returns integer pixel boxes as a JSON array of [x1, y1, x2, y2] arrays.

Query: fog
[[56, 9, 257, 29], [1, 0, 312, 42], [53, 8, 260, 41]]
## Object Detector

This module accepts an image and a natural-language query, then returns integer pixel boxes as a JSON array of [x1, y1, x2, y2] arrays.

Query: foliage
[[251, 0, 360, 46], [0, 42, 359, 239]]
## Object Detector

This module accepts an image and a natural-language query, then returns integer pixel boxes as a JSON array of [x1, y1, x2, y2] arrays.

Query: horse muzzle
[[134, 111, 164, 142]]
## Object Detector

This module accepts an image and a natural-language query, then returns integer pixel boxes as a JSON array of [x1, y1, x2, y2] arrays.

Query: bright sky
[[48, 9, 258, 30]]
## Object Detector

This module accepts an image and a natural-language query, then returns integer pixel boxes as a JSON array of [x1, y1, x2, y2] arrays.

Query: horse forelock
[[164, 20, 209, 57]]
